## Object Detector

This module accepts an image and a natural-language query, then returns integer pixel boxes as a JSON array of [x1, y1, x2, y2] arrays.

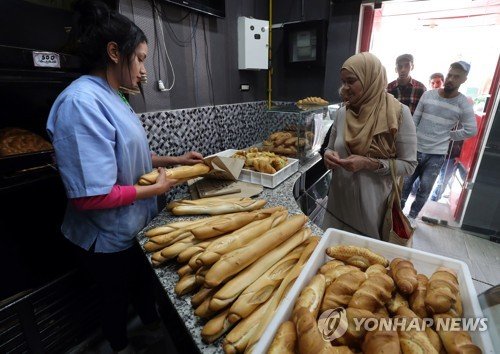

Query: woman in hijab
[[322, 52, 417, 239]]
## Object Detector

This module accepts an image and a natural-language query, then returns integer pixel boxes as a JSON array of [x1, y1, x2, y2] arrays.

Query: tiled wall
[[139, 100, 289, 201], [139, 101, 290, 157]]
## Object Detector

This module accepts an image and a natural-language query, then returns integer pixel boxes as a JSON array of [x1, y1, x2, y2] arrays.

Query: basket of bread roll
[[141, 204, 327, 352], [256, 229, 491, 354]]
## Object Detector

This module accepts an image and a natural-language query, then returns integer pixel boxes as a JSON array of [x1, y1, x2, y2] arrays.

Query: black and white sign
[[32, 51, 60, 68]]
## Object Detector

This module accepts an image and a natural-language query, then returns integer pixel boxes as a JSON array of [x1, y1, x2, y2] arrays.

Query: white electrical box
[[238, 17, 269, 70]]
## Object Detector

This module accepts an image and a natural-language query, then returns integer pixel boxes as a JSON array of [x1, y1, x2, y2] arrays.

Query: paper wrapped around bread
[[228, 243, 305, 322], [210, 228, 311, 314], [170, 198, 267, 216], [267, 321, 296, 354], [138, 163, 211, 185], [203, 214, 308, 288], [196, 209, 288, 266]]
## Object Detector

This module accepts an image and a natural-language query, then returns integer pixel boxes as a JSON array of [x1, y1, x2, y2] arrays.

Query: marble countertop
[[136, 154, 322, 353]]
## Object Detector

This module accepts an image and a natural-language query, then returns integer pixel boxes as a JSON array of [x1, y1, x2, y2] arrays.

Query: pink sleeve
[[70, 185, 137, 211]]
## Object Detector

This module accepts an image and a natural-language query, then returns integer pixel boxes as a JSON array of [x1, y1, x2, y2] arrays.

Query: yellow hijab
[[342, 52, 402, 158]]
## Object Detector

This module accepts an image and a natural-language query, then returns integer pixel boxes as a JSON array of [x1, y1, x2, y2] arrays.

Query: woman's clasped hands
[[324, 150, 372, 173]]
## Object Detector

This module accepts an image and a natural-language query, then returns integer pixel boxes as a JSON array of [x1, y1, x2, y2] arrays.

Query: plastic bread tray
[[254, 229, 494, 353], [213, 149, 299, 188]]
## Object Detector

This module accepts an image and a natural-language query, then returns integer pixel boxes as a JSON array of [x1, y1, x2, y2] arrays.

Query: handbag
[[381, 159, 414, 247]]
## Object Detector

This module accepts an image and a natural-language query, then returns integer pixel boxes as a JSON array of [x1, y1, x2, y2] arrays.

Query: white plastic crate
[[254, 228, 494, 354], [213, 149, 299, 188]]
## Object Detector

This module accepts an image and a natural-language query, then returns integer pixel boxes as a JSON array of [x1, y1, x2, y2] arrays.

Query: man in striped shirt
[[387, 54, 427, 115], [401, 61, 477, 226]]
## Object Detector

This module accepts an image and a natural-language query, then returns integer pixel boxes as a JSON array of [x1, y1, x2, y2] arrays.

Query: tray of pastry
[[254, 229, 494, 354], [213, 148, 299, 188]]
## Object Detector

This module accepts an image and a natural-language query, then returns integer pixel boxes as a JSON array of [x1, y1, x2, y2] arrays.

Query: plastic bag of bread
[[0, 127, 53, 157]]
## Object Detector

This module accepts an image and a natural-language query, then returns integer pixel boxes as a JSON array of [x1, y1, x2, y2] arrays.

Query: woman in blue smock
[[46, 1, 203, 352]]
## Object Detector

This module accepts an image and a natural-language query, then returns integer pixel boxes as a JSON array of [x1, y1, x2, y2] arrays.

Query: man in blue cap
[[400, 61, 477, 227]]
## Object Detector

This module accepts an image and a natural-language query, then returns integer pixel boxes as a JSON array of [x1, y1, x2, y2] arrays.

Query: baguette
[[197, 209, 288, 266], [177, 264, 193, 278], [194, 296, 217, 318], [191, 286, 217, 308], [292, 273, 326, 322], [191, 212, 261, 240], [223, 301, 270, 354], [245, 238, 320, 353], [145, 215, 222, 237], [228, 244, 305, 322], [160, 236, 201, 260], [167, 196, 255, 210], [171, 199, 267, 216], [144, 230, 193, 252], [268, 321, 296, 354], [175, 274, 198, 296], [204, 214, 308, 288], [151, 250, 167, 267], [212, 228, 311, 314], [201, 309, 234, 343], [177, 241, 210, 263], [326, 245, 389, 269], [138, 163, 211, 185]]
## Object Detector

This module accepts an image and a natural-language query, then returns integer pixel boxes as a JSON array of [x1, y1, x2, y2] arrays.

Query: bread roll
[[390, 258, 418, 295], [321, 269, 367, 313], [362, 328, 400, 354], [191, 286, 216, 308], [159, 236, 201, 261], [434, 316, 482, 354], [268, 321, 296, 354], [396, 307, 439, 354], [425, 326, 444, 353], [322, 265, 359, 286], [348, 272, 395, 312], [425, 267, 459, 315], [326, 245, 389, 269], [386, 292, 409, 315], [292, 273, 326, 322], [204, 214, 308, 288], [194, 296, 217, 318], [334, 307, 374, 347], [319, 260, 345, 275], [210, 228, 311, 313], [365, 263, 388, 276], [197, 209, 288, 266], [177, 264, 193, 278], [410, 274, 429, 318]]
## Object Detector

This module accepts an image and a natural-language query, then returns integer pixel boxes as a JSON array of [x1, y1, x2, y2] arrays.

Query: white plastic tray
[[214, 149, 299, 188], [254, 228, 494, 354]]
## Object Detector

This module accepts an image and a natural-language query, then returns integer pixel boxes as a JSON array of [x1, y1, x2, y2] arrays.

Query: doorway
[[366, 0, 500, 227]]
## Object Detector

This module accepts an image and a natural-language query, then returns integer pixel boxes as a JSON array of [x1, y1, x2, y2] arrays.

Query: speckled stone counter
[[136, 154, 323, 353]]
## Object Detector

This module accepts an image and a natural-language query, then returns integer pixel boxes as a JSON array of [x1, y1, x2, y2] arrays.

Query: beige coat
[[322, 105, 417, 239]]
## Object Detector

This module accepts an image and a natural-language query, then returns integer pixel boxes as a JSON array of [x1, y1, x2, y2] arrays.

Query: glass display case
[[263, 104, 330, 160]]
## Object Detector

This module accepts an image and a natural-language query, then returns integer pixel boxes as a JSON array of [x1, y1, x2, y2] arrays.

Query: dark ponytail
[[70, 0, 147, 71]]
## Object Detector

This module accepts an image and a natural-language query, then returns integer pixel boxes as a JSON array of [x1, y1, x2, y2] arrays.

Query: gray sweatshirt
[[413, 89, 476, 155]]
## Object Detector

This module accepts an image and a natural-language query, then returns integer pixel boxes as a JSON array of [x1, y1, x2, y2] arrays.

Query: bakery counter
[[136, 154, 324, 353]]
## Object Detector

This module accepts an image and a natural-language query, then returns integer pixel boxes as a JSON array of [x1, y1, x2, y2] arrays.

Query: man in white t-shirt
[[401, 61, 477, 226]]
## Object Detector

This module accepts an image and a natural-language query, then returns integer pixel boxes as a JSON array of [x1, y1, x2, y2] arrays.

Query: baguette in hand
[[138, 163, 211, 185]]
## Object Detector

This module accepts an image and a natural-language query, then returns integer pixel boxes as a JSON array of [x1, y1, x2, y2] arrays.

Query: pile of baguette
[[269, 245, 482, 354], [138, 163, 212, 185], [166, 197, 267, 216], [231, 148, 288, 174], [261, 131, 312, 157], [143, 205, 320, 353]]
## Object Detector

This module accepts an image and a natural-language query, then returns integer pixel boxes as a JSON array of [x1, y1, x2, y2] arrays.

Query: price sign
[[32, 51, 61, 68]]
